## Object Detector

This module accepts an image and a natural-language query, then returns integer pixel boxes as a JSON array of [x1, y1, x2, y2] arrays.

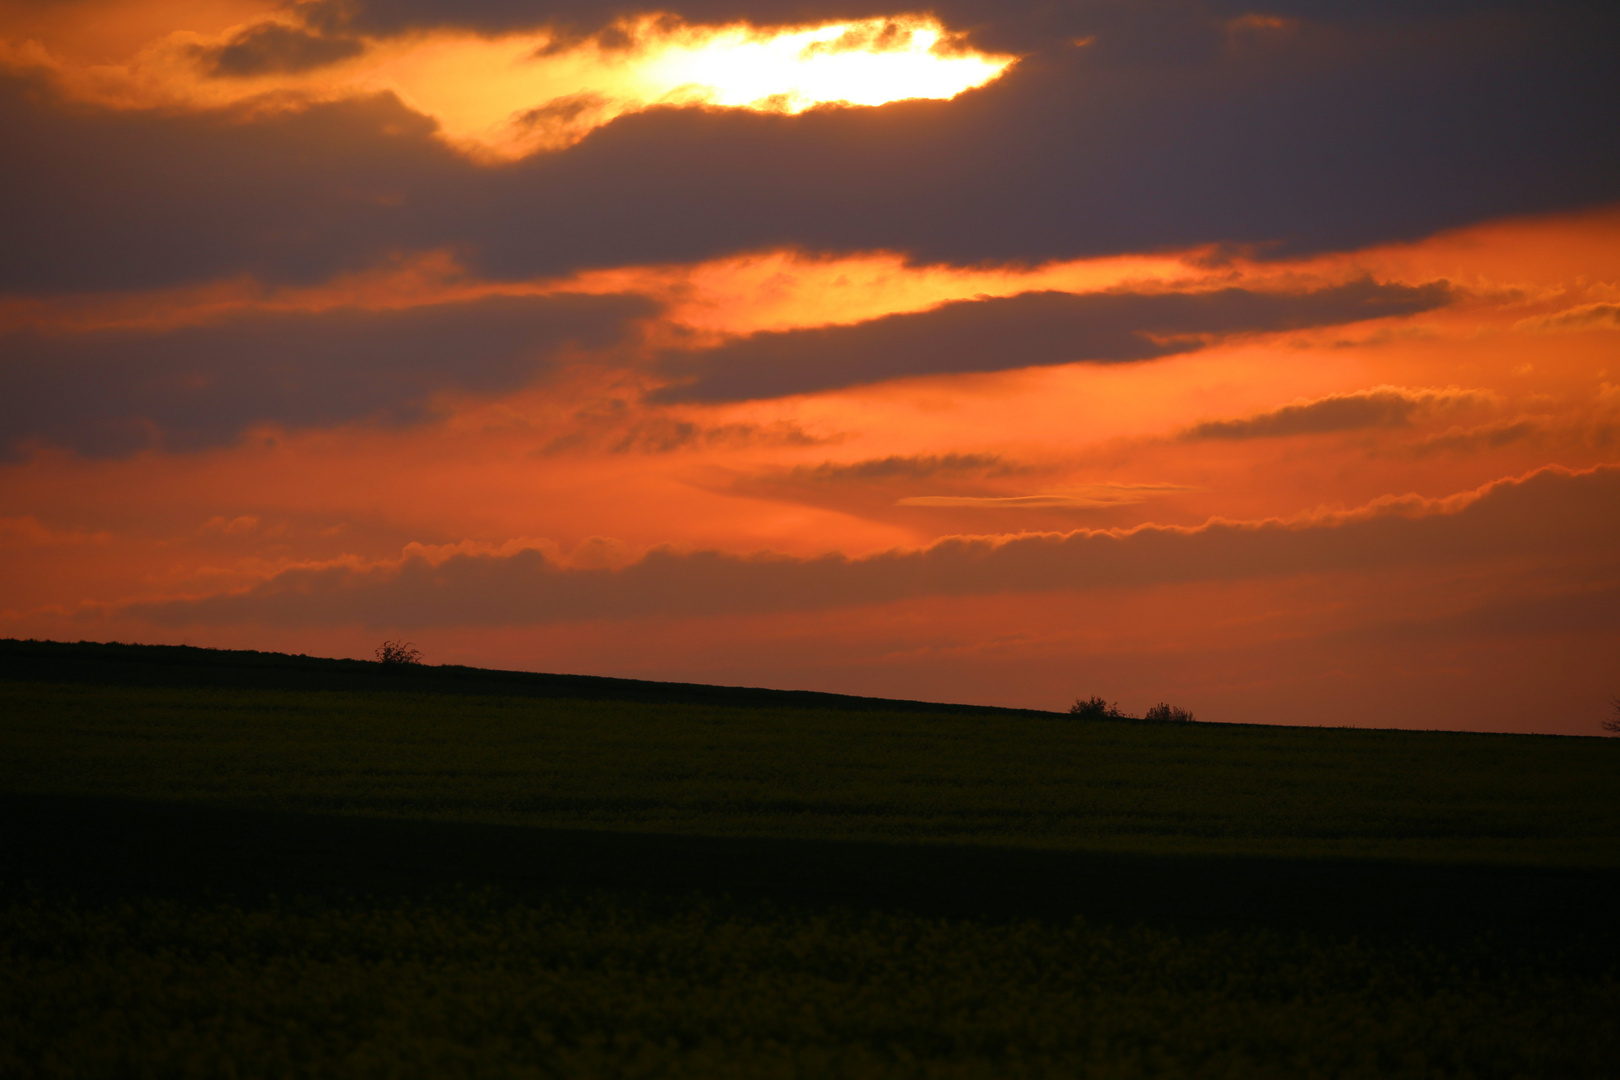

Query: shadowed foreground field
[[2, 642, 1617, 1077]]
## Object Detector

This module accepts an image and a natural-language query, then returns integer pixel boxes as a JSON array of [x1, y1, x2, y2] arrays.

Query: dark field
[[2, 642, 1617, 1077]]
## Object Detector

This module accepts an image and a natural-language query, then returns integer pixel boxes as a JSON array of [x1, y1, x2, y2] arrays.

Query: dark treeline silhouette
[[1070, 696, 1197, 723]]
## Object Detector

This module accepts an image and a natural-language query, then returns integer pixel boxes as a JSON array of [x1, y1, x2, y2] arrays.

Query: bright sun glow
[[307, 14, 1017, 158], [642, 19, 1008, 112], [1, 13, 1017, 160]]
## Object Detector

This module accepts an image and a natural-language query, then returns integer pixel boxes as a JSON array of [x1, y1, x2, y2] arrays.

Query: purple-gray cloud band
[[4, 2, 1615, 294], [125, 464, 1620, 628]]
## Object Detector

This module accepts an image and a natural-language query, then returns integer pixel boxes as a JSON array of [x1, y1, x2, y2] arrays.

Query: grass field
[[6, 889, 1614, 1080], [5, 679, 1618, 865], [2, 643, 1617, 1077]]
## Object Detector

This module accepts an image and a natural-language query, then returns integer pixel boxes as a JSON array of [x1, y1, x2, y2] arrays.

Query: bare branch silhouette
[[375, 640, 423, 666]]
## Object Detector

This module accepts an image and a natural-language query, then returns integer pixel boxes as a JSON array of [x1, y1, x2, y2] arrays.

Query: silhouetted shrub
[[1603, 696, 1620, 734], [375, 640, 423, 666], [1144, 702, 1196, 723], [1069, 696, 1127, 720]]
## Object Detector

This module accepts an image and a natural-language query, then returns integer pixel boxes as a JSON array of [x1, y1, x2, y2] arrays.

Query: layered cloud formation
[[7, 3, 1618, 290], [2, 0, 1617, 732], [132, 464, 1618, 627]]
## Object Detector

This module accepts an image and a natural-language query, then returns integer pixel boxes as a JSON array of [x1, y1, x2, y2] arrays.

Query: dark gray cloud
[[2, 3, 1617, 294], [1183, 387, 1471, 440], [771, 454, 1019, 484], [728, 453, 1026, 509], [654, 280, 1452, 402], [127, 463, 1620, 628], [0, 293, 654, 458], [532, 399, 841, 455], [297, 0, 1032, 48], [0, 79, 464, 293], [203, 22, 366, 77], [605, 418, 834, 454], [299, 1, 1549, 58]]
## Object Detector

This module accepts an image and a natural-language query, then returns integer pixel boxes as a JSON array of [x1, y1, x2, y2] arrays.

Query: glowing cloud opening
[[1, 12, 1017, 160]]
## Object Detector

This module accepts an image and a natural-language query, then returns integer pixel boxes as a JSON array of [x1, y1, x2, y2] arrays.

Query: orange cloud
[[0, 0, 274, 64], [2, 8, 1016, 159]]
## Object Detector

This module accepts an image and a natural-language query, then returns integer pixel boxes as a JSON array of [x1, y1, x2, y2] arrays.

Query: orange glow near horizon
[[1, 205, 1617, 732], [2, 2, 1616, 739], [0, 10, 1016, 159]]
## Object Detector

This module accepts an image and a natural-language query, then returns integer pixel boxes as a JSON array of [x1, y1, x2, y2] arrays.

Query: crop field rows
[[2, 643, 1617, 1077]]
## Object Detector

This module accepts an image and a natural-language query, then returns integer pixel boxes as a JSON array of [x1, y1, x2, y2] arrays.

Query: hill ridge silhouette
[[0, 637, 1062, 716]]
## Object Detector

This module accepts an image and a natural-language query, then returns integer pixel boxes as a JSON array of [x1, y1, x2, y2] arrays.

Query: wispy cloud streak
[[1183, 387, 1490, 441]]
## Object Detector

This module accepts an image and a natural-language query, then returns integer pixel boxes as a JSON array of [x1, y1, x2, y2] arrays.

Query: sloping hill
[[0, 637, 1058, 715]]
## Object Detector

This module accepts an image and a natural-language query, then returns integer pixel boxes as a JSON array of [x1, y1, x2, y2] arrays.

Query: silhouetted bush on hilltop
[[1070, 697, 1198, 722], [375, 640, 423, 667], [1069, 696, 1127, 720]]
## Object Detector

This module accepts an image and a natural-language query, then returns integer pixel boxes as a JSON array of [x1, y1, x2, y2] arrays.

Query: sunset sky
[[3, 0, 1617, 733]]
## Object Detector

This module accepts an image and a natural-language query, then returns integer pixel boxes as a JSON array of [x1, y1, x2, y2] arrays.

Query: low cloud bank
[[127, 464, 1619, 628]]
